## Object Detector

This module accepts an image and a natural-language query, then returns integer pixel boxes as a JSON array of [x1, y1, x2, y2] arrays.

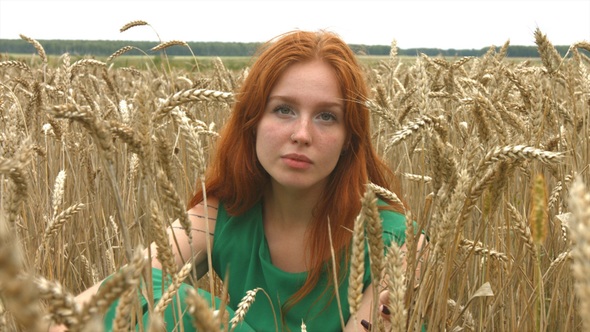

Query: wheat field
[[1, 25, 590, 331]]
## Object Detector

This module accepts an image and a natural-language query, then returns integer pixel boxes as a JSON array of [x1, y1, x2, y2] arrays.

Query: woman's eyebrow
[[268, 95, 344, 108]]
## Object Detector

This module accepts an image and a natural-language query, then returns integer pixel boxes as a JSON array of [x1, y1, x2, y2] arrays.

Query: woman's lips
[[282, 153, 312, 169]]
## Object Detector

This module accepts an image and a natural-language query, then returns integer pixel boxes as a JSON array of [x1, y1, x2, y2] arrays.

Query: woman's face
[[255, 60, 347, 193]]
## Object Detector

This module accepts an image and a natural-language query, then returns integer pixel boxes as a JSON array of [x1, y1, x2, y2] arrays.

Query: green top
[[103, 199, 408, 331], [212, 200, 407, 331]]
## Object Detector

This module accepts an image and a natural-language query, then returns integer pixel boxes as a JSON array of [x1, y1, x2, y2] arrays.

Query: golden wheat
[[0, 26, 589, 331]]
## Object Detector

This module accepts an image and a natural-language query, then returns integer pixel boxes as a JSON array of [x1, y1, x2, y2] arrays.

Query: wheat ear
[[151, 40, 189, 51], [0, 215, 46, 331], [185, 287, 220, 332], [107, 46, 134, 62], [229, 288, 264, 331], [35, 276, 81, 328], [155, 88, 234, 118], [385, 242, 407, 331], [150, 201, 178, 276], [19, 34, 47, 64], [76, 247, 146, 329], [153, 261, 192, 314], [567, 177, 590, 331], [0, 60, 32, 73], [534, 27, 563, 74], [120, 20, 148, 32], [348, 204, 366, 322]]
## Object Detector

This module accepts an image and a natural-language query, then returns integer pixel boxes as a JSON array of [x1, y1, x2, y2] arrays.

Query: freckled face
[[255, 60, 346, 193]]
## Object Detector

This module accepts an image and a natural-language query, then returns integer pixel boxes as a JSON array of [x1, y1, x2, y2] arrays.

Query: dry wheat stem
[[327, 218, 347, 330], [447, 299, 475, 331]]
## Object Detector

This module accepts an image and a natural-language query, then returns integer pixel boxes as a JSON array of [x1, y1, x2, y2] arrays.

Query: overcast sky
[[1, 0, 589, 49]]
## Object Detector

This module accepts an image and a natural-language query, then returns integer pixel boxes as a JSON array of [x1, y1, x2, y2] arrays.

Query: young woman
[[52, 29, 423, 332]]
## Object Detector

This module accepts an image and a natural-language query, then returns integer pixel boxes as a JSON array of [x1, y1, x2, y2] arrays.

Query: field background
[[1, 28, 590, 331]]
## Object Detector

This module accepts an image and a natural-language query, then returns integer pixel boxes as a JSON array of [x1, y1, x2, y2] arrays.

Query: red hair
[[189, 30, 404, 309]]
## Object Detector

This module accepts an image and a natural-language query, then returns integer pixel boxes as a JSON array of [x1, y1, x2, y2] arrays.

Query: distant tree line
[[0, 39, 577, 58]]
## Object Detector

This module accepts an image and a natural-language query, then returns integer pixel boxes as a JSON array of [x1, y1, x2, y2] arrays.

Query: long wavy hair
[[189, 29, 404, 309]]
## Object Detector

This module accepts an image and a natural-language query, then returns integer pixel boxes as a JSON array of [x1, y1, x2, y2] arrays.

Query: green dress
[[103, 200, 408, 331]]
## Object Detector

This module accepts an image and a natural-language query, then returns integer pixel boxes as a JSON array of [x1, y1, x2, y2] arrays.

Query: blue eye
[[318, 112, 337, 122], [273, 105, 294, 115]]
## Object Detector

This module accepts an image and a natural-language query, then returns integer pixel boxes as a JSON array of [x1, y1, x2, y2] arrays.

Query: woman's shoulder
[[187, 196, 221, 221]]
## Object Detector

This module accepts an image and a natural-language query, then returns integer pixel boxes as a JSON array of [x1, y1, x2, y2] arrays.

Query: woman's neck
[[262, 182, 324, 229]]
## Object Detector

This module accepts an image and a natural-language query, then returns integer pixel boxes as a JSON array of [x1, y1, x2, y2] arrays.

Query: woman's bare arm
[[48, 198, 218, 332], [150, 198, 218, 273]]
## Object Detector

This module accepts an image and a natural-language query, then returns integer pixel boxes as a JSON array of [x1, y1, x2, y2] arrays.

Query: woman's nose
[[290, 118, 312, 145]]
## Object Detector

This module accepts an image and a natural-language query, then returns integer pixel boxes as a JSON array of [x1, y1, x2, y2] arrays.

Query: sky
[[0, 0, 589, 49]]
